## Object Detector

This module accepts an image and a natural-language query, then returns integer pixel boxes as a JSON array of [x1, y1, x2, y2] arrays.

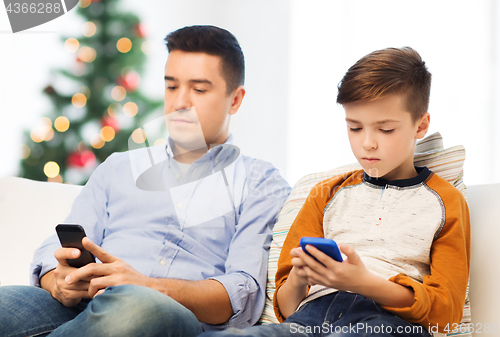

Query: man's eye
[[166, 86, 177, 90], [194, 89, 206, 93], [380, 129, 394, 134]]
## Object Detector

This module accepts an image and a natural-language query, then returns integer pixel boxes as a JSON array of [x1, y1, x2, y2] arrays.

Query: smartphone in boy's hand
[[56, 224, 96, 268], [300, 237, 343, 262]]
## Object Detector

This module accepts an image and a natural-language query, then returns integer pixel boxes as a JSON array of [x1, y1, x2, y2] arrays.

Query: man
[[0, 25, 290, 337]]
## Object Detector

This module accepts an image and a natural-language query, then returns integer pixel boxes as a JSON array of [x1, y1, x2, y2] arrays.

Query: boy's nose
[[362, 134, 377, 150]]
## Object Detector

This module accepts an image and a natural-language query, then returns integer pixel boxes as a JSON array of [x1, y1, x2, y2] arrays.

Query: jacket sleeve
[[382, 180, 471, 333]]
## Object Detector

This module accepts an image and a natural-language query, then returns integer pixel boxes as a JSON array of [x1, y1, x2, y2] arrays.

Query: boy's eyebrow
[[345, 118, 400, 125], [164, 76, 213, 86]]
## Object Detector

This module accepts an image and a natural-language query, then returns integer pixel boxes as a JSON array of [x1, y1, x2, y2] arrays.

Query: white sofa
[[0, 176, 499, 336]]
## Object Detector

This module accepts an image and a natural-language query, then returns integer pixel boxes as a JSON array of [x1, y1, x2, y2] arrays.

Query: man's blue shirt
[[30, 135, 291, 329]]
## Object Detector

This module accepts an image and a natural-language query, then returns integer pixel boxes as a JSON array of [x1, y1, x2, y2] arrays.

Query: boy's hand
[[289, 247, 313, 287], [294, 243, 372, 292]]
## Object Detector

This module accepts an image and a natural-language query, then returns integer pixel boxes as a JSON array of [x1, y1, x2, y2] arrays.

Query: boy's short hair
[[337, 47, 431, 122], [165, 25, 245, 95]]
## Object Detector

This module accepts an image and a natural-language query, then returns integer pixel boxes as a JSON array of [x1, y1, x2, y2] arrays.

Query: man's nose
[[173, 88, 191, 111]]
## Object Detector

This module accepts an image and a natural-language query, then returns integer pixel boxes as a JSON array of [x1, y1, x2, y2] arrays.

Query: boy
[[200, 47, 470, 337]]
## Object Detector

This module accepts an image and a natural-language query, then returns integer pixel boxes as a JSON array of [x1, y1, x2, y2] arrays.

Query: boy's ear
[[415, 112, 430, 139]]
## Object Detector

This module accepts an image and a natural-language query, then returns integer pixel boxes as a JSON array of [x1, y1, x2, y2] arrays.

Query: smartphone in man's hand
[[56, 224, 96, 268]]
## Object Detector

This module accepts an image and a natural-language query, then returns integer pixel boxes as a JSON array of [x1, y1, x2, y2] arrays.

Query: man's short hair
[[337, 47, 431, 122], [165, 25, 245, 95]]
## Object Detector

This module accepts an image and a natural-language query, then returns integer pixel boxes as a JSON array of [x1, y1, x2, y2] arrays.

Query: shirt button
[[175, 174, 180, 179], [177, 202, 182, 208], [160, 258, 166, 266]]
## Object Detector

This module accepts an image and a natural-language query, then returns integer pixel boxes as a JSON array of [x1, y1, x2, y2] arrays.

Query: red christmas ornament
[[67, 150, 96, 168], [133, 24, 146, 38], [101, 116, 120, 132], [116, 71, 140, 92]]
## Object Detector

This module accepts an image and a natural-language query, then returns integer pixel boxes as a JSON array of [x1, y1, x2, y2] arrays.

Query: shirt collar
[[363, 166, 431, 187], [165, 133, 236, 164]]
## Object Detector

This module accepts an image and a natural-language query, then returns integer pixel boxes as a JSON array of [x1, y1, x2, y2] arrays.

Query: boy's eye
[[380, 129, 394, 134], [349, 127, 362, 132], [166, 86, 177, 90], [194, 89, 206, 93]]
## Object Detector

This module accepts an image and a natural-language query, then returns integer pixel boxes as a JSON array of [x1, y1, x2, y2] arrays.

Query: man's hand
[[41, 247, 93, 307], [64, 237, 152, 298]]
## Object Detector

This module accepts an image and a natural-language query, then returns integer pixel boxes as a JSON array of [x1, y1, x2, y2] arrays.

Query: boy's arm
[[382, 187, 470, 333], [273, 175, 345, 321]]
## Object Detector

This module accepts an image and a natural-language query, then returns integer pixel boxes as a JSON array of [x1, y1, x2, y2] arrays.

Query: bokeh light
[[64, 38, 79, 53], [72, 93, 87, 108], [154, 139, 167, 147], [79, 0, 91, 8], [131, 128, 146, 144], [20, 144, 30, 159], [82, 22, 97, 37], [141, 41, 153, 55], [48, 174, 63, 183], [111, 86, 126, 101], [55, 116, 70, 132], [123, 102, 138, 117], [44, 161, 60, 178], [78, 46, 97, 63], [100, 126, 115, 142], [117, 38, 132, 53], [44, 128, 54, 141], [107, 103, 121, 117], [91, 134, 105, 149]]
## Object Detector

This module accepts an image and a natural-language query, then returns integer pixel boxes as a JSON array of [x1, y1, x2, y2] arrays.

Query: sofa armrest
[[0, 176, 83, 286]]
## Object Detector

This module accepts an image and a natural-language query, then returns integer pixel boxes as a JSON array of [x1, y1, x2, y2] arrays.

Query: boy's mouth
[[362, 157, 380, 164]]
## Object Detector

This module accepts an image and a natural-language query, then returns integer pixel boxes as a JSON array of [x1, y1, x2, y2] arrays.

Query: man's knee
[[88, 285, 202, 336]]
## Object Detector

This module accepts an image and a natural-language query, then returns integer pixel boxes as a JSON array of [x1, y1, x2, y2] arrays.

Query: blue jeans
[[0, 284, 203, 337], [200, 292, 431, 337]]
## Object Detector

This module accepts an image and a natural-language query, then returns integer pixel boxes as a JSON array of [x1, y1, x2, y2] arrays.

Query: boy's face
[[344, 94, 430, 181], [164, 50, 244, 152]]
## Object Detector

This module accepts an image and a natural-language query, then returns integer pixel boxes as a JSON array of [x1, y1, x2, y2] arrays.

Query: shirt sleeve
[[382, 179, 471, 333], [29, 155, 112, 287], [208, 158, 291, 329]]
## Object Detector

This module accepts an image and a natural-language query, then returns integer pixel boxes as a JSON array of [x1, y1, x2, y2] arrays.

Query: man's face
[[344, 94, 429, 181], [164, 50, 243, 153]]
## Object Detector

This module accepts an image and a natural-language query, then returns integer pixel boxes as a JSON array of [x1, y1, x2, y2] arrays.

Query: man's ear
[[229, 86, 245, 116], [415, 112, 430, 139]]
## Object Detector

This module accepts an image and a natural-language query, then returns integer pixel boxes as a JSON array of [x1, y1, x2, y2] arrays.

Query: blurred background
[[0, 0, 499, 187]]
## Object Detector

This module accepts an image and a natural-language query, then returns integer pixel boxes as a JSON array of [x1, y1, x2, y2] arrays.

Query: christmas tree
[[19, 0, 163, 185]]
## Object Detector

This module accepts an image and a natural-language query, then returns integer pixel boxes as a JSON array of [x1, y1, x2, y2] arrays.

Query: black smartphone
[[56, 224, 96, 268]]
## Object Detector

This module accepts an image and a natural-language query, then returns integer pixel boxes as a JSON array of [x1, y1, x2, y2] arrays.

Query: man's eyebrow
[[164, 76, 212, 86], [189, 79, 213, 86]]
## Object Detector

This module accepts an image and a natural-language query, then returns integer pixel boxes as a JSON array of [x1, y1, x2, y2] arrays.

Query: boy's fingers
[[339, 243, 360, 264]]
